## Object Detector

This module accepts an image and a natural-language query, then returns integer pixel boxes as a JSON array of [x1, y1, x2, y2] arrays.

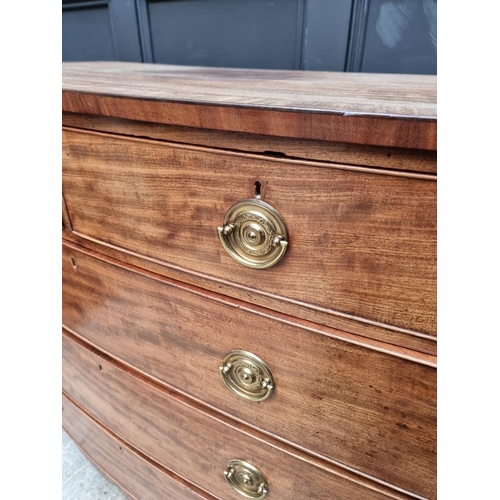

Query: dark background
[[62, 0, 436, 74]]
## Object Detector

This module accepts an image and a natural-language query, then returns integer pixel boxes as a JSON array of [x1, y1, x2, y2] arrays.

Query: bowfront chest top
[[62, 62, 437, 500]]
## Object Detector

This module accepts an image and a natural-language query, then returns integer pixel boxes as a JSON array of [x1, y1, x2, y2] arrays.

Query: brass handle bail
[[219, 351, 275, 402], [224, 460, 268, 498], [217, 199, 288, 269]]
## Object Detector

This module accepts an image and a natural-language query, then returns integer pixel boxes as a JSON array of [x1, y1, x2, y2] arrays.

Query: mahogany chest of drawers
[[62, 62, 436, 500]]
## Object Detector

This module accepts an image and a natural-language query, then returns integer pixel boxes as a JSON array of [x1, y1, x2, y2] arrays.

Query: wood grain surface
[[62, 65, 437, 500], [63, 395, 216, 500], [62, 114, 437, 174], [62, 195, 72, 232], [62, 244, 436, 499], [62, 331, 430, 500], [62, 128, 437, 337], [62, 233, 436, 356], [62, 62, 436, 150]]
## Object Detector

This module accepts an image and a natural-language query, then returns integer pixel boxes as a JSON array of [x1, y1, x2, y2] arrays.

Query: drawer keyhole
[[254, 181, 261, 199]]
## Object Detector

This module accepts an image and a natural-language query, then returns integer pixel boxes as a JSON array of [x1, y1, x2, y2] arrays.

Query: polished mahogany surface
[[62, 62, 437, 500]]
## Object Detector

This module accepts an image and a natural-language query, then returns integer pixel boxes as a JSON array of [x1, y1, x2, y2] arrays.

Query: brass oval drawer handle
[[219, 350, 274, 402], [224, 460, 268, 499], [217, 199, 288, 269]]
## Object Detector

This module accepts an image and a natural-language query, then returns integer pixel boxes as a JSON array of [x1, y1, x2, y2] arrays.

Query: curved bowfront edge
[[62, 330, 435, 499], [62, 63, 436, 500], [62, 62, 436, 151]]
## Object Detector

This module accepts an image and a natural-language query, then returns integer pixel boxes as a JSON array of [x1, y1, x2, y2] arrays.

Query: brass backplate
[[224, 459, 268, 499], [218, 199, 288, 269], [219, 350, 274, 402]]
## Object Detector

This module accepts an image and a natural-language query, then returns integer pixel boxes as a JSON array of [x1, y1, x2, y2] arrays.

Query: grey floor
[[62, 430, 127, 500]]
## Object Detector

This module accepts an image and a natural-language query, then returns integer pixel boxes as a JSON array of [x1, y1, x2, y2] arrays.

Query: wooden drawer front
[[62, 332, 404, 500], [62, 128, 436, 336], [63, 395, 215, 500], [63, 244, 436, 499]]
